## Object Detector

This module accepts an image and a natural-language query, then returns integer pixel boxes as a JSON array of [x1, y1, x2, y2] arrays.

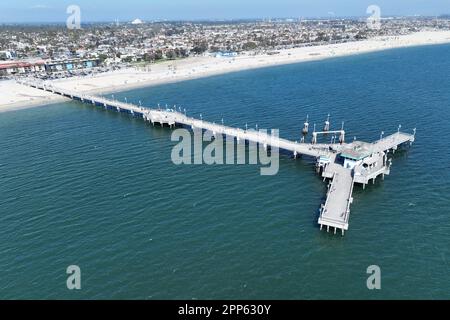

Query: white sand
[[2, 30, 450, 113], [0, 80, 68, 113]]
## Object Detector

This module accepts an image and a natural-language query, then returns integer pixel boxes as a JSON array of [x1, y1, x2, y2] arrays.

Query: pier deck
[[18, 79, 416, 235], [21, 79, 337, 158], [319, 164, 354, 234], [372, 132, 415, 153]]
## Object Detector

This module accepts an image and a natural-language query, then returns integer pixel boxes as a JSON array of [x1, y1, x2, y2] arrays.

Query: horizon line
[[1, 14, 449, 25]]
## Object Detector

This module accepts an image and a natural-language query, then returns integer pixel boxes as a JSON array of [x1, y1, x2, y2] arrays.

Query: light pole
[[380, 131, 384, 140], [245, 123, 248, 131], [398, 124, 402, 133]]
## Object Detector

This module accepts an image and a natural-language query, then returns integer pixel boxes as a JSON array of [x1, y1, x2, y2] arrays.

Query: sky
[[0, 0, 449, 23]]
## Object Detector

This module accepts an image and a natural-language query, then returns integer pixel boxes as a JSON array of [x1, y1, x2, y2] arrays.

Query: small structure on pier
[[312, 129, 345, 145], [323, 114, 330, 132], [340, 141, 373, 169], [302, 115, 309, 135]]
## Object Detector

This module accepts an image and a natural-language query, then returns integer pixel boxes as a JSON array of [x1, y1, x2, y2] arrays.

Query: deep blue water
[[1, 44, 450, 299]]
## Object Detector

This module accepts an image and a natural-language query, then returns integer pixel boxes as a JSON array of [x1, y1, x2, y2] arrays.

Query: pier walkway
[[18, 79, 416, 235], [319, 165, 354, 234], [20, 79, 336, 158], [372, 132, 416, 154]]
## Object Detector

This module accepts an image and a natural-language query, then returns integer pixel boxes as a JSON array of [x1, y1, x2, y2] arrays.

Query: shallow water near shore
[[1, 44, 450, 299]]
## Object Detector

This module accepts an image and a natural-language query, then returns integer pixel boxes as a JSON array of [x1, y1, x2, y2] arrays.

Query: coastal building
[[44, 58, 100, 73], [131, 19, 144, 25], [0, 60, 45, 76], [213, 51, 238, 58], [0, 58, 100, 77], [0, 50, 15, 60]]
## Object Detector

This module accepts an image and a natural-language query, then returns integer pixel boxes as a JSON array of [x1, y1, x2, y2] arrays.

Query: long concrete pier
[[18, 79, 416, 235]]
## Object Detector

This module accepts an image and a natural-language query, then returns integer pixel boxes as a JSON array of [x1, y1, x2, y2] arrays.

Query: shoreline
[[2, 30, 450, 113]]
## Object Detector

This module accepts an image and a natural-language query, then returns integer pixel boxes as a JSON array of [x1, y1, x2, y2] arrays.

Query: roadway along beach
[[1, 30, 450, 113]]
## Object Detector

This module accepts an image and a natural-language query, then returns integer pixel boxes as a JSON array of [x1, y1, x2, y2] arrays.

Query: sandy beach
[[2, 30, 450, 113]]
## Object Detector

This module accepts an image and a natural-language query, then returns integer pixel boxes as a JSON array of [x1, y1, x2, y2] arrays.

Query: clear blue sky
[[0, 0, 449, 23]]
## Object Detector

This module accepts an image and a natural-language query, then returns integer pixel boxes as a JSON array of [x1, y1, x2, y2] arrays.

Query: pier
[[18, 79, 416, 235], [319, 162, 354, 234]]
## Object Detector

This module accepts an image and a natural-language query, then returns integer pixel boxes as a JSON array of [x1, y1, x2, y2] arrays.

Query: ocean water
[[1, 44, 450, 299]]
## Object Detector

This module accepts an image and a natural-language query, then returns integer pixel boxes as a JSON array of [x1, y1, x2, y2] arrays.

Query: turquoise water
[[1, 44, 450, 299]]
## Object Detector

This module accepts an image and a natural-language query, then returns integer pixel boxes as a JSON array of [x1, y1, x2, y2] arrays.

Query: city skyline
[[0, 0, 449, 23]]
